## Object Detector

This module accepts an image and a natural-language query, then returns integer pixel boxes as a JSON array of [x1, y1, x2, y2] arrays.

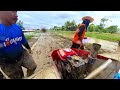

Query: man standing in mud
[[71, 16, 94, 50], [0, 11, 37, 79]]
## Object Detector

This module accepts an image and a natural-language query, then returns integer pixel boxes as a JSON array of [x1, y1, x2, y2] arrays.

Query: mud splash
[[86, 37, 120, 61]]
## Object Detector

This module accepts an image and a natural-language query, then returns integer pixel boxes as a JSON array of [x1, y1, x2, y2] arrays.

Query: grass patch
[[50, 30, 74, 40], [25, 34, 34, 40], [24, 31, 41, 40], [50, 30, 120, 42], [85, 32, 120, 42]]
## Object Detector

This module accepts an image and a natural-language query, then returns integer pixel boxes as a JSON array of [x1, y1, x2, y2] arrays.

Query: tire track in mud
[[31, 32, 72, 75], [50, 33, 72, 48]]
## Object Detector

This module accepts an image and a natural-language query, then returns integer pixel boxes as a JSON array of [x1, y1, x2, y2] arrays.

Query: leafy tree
[[100, 18, 109, 28], [65, 20, 77, 31], [17, 20, 25, 30], [106, 25, 118, 33], [102, 28, 108, 33], [94, 25, 103, 33], [88, 24, 95, 32], [54, 26, 57, 28], [61, 26, 65, 30]]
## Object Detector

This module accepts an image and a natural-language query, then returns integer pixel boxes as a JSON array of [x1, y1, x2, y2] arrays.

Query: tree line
[[51, 18, 119, 34]]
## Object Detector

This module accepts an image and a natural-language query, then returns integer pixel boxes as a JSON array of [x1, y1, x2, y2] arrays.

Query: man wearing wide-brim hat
[[71, 16, 94, 50]]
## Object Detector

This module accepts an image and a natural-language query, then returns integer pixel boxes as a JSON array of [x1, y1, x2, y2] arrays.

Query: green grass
[[24, 31, 41, 40], [85, 32, 120, 42], [50, 30, 120, 42], [50, 30, 74, 40], [25, 34, 34, 40]]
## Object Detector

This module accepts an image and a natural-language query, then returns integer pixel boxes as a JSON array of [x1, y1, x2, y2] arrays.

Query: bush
[[106, 25, 118, 34]]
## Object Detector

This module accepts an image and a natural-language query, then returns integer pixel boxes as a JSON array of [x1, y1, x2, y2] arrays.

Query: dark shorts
[[71, 42, 80, 49], [71, 42, 84, 50], [0, 49, 37, 79]]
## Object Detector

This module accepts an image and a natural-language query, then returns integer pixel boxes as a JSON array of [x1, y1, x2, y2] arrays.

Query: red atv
[[51, 43, 109, 79]]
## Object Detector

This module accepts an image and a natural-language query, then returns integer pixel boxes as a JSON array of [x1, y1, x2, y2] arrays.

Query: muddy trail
[[24, 32, 120, 79], [25, 32, 72, 79], [32, 32, 71, 72]]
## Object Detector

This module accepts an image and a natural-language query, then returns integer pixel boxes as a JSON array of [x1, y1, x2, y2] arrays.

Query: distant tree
[[88, 24, 95, 32], [54, 26, 57, 28], [106, 25, 118, 33], [61, 26, 65, 30], [94, 25, 103, 33], [17, 20, 25, 30], [53, 26, 58, 30], [100, 18, 109, 28], [102, 28, 108, 33], [65, 20, 77, 31]]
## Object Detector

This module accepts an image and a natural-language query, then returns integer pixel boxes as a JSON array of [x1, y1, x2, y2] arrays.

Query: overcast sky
[[17, 11, 120, 29]]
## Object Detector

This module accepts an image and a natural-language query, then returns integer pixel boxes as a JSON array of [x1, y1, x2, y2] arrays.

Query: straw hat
[[82, 16, 94, 23]]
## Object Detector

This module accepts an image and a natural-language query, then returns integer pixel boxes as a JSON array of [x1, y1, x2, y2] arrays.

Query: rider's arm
[[21, 32, 31, 50]]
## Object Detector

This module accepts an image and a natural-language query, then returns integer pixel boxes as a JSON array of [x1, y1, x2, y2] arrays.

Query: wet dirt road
[[25, 32, 120, 79], [26, 32, 72, 79]]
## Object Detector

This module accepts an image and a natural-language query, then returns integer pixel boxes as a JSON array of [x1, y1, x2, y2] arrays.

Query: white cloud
[[17, 11, 120, 29]]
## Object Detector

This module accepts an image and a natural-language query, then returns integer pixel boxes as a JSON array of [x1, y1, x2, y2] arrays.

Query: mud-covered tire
[[54, 60, 78, 79], [54, 60, 67, 79], [65, 62, 75, 79]]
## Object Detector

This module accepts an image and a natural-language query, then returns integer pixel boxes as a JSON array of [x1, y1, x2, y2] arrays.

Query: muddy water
[[86, 37, 120, 61]]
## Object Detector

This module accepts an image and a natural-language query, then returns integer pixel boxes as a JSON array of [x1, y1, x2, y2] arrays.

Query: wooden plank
[[89, 59, 112, 79], [85, 59, 112, 79], [107, 61, 120, 79], [94, 61, 115, 79], [93, 60, 120, 79], [106, 69, 116, 79], [91, 59, 105, 71]]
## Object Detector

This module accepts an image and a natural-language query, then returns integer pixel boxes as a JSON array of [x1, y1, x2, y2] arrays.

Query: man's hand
[[28, 49, 33, 54], [84, 37, 87, 39], [80, 45, 84, 50]]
